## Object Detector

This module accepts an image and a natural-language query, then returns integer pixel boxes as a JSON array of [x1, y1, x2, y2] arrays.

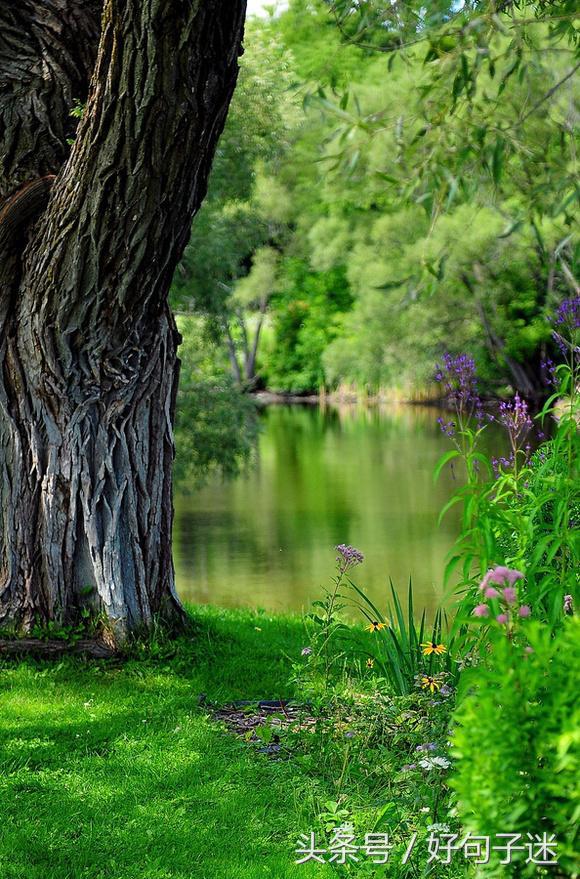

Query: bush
[[451, 618, 580, 877]]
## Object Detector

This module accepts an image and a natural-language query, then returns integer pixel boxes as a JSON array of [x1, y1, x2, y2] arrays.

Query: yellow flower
[[366, 621, 385, 633], [421, 641, 447, 656], [366, 658, 375, 668], [420, 675, 442, 693]]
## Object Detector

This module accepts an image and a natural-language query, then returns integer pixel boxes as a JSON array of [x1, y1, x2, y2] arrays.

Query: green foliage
[[264, 260, 352, 393], [451, 618, 580, 876], [350, 579, 456, 696], [174, 317, 257, 488]]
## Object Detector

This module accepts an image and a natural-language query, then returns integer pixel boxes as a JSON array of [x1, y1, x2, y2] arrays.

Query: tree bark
[[0, 0, 247, 639]]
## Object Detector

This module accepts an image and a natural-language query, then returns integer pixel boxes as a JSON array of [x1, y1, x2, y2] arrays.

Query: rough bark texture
[[0, 0, 247, 638]]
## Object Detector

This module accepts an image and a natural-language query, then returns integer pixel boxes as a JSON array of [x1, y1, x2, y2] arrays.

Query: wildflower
[[524, 646, 534, 655], [421, 641, 447, 656], [419, 756, 450, 770], [419, 675, 443, 693], [496, 393, 533, 446], [301, 646, 312, 656], [502, 586, 517, 604], [366, 621, 385, 633], [435, 353, 483, 421], [496, 613, 508, 625], [518, 605, 531, 618], [335, 544, 364, 571], [564, 594, 574, 615], [439, 684, 453, 697], [473, 604, 489, 618], [366, 658, 374, 668], [401, 763, 417, 772], [415, 743, 437, 752], [554, 296, 580, 330], [484, 587, 500, 599]]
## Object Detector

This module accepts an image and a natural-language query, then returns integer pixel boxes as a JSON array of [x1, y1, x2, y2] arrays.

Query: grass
[[0, 606, 335, 879]]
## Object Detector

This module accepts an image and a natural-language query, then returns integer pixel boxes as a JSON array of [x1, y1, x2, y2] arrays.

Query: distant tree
[[0, 0, 246, 638]]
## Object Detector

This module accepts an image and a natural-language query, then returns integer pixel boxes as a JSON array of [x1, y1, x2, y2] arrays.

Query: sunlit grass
[[0, 607, 332, 879]]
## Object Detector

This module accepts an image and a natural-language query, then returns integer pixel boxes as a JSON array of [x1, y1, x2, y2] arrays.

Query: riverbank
[[0, 605, 455, 879]]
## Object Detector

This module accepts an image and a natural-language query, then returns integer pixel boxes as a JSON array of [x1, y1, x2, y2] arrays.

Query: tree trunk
[[0, 0, 247, 639]]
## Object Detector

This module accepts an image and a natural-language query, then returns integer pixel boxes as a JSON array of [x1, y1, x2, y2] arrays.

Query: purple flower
[[502, 586, 517, 604], [473, 604, 489, 618], [484, 587, 500, 599], [435, 353, 483, 422], [401, 763, 417, 772], [564, 594, 574, 615], [494, 394, 533, 460], [496, 613, 508, 624], [437, 417, 456, 437], [554, 296, 580, 329], [335, 544, 364, 571], [301, 646, 313, 656], [518, 605, 531, 618], [415, 743, 438, 752], [438, 684, 453, 697]]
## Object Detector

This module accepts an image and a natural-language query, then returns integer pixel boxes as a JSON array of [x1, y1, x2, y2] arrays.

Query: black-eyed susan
[[366, 658, 375, 668], [419, 674, 443, 694], [365, 621, 385, 633], [420, 641, 447, 656]]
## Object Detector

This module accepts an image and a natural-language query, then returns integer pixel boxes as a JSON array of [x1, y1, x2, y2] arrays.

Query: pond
[[173, 403, 502, 619]]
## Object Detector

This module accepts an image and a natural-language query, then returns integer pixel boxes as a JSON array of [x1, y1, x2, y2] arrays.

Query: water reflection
[[174, 403, 503, 618]]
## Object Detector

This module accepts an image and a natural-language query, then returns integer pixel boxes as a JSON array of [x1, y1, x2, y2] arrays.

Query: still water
[[173, 404, 499, 619]]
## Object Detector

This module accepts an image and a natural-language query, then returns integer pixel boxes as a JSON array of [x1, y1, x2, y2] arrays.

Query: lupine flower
[[564, 594, 574, 615], [335, 544, 364, 571], [301, 646, 312, 656], [420, 641, 447, 656], [518, 605, 531, 618], [473, 604, 489, 618], [502, 586, 517, 604], [496, 613, 508, 624]]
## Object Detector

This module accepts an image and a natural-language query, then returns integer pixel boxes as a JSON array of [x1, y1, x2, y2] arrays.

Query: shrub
[[451, 617, 580, 877]]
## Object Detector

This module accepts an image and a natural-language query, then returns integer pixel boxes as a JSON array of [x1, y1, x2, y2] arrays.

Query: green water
[[173, 404, 496, 619]]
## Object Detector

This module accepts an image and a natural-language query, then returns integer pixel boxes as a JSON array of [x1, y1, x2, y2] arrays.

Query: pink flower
[[484, 587, 500, 599], [503, 586, 517, 604], [479, 571, 493, 591], [524, 646, 534, 655], [483, 566, 525, 587], [473, 604, 489, 618], [496, 613, 508, 624], [518, 605, 531, 618]]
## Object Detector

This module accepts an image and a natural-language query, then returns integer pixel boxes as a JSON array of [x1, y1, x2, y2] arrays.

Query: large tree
[[0, 0, 246, 639]]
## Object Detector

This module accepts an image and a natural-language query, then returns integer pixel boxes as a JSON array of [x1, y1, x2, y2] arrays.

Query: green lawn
[[0, 607, 334, 879]]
